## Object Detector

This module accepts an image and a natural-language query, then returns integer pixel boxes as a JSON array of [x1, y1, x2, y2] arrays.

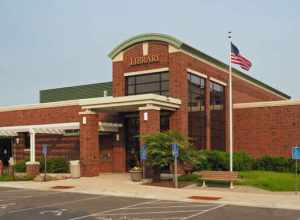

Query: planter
[[129, 169, 143, 182]]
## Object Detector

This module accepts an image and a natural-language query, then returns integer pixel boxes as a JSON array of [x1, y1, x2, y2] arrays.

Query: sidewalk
[[1, 173, 299, 210]]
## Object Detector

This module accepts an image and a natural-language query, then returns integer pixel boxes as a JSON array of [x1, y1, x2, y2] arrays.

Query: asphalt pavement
[[0, 187, 299, 220]]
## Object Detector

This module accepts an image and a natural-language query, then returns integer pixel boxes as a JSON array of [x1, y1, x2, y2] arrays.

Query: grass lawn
[[179, 171, 300, 191], [237, 171, 300, 191]]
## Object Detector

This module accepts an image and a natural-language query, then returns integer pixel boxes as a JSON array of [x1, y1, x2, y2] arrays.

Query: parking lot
[[0, 187, 299, 220]]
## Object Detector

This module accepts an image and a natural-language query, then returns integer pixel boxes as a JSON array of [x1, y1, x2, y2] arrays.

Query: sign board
[[171, 143, 179, 158], [42, 144, 48, 156], [140, 144, 147, 161], [292, 147, 300, 160]]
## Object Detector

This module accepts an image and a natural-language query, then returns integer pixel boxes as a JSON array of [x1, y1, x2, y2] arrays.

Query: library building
[[0, 33, 298, 177]]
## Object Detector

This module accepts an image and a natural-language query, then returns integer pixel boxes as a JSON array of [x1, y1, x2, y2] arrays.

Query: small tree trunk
[[152, 165, 161, 182]]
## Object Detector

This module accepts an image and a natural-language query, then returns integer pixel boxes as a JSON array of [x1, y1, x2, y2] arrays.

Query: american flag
[[231, 43, 252, 71]]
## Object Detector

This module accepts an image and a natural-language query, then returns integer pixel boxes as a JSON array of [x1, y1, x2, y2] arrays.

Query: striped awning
[[0, 122, 123, 137]]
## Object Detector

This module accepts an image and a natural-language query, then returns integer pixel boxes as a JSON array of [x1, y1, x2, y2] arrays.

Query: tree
[[141, 130, 189, 181]]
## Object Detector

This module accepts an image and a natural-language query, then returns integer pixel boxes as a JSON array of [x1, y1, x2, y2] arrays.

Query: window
[[210, 82, 226, 151], [210, 82, 225, 110], [126, 72, 169, 96], [187, 73, 206, 149]]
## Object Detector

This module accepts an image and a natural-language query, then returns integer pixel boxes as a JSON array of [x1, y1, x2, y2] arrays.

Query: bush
[[14, 160, 27, 172], [39, 157, 69, 173], [204, 150, 229, 171], [254, 156, 290, 172], [233, 152, 254, 171], [179, 147, 208, 171]]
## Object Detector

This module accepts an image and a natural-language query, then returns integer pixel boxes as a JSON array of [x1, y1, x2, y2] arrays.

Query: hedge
[[14, 157, 69, 173], [181, 149, 298, 173]]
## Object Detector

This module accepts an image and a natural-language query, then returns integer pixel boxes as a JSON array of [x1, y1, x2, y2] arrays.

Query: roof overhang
[[79, 94, 181, 112], [0, 122, 122, 137]]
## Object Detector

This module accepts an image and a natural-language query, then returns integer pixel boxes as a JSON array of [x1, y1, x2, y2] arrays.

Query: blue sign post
[[292, 146, 300, 194], [140, 144, 147, 161], [140, 144, 147, 179], [171, 143, 179, 188], [42, 144, 48, 182]]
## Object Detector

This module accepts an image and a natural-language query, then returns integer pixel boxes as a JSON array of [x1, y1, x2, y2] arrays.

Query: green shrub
[[254, 156, 290, 172], [179, 147, 208, 171], [39, 157, 69, 173], [204, 150, 229, 171], [233, 152, 254, 171], [14, 160, 27, 172]]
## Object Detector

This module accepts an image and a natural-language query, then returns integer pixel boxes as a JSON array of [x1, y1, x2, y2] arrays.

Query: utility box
[[69, 160, 80, 178]]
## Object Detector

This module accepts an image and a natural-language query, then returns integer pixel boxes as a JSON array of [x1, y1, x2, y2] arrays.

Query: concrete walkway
[[1, 173, 300, 210]]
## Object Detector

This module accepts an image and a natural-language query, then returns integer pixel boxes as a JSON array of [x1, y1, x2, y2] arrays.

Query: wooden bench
[[195, 171, 239, 189]]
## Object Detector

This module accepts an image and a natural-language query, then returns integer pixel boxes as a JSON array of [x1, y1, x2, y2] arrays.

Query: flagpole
[[228, 31, 234, 189]]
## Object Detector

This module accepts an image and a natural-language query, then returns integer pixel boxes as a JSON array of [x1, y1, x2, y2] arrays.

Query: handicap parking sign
[[42, 144, 48, 156], [171, 143, 179, 158], [292, 147, 300, 160], [140, 144, 147, 161]]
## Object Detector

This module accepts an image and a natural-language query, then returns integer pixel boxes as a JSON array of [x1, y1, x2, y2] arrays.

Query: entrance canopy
[[0, 122, 122, 137], [80, 94, 181, 112]]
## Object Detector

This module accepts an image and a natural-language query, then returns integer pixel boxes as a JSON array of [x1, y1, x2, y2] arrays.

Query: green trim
[[108, 33, 290, 99], [108, 33, 183, 59]]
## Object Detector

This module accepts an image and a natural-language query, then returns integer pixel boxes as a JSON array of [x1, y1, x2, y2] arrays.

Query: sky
[[0, 0, 299, 106]]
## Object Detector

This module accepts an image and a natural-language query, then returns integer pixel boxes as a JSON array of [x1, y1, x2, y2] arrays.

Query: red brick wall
[[234, 104, 300, 158], [0, 105, 81, 127], [79, 112, 100, 176], [139, 109, 160, 137], [14, 134, 80, 162]]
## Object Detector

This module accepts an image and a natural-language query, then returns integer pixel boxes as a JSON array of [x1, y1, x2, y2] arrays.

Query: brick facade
[[234, 104, 300, 158], [0, 35, 293, 178]]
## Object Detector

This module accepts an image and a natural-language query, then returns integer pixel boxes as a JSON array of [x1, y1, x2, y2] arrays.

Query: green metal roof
[[40, 82, 112, 103], [108, 33, 290, 99]]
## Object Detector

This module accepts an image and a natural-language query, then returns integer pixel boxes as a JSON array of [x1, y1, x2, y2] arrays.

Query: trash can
[[69, 160, 80, 178]]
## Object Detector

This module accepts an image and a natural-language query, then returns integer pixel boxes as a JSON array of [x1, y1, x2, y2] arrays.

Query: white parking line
[[8, 195, 106, 214], [182, 204, 227, 219], [69, 199, 159, 220]]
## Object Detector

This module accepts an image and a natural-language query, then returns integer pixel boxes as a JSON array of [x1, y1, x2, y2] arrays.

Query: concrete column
[[205, 79, 211, 150], [79, 110, 100, 177], [26, 129, 40, 177]]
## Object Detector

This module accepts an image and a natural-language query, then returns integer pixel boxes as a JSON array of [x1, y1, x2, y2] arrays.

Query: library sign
[[130, 55, 159, 66]]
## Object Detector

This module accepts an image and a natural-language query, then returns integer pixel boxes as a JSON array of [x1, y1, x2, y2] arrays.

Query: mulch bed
[[188, 195, 222, 200], [143, 180, 194, 188]]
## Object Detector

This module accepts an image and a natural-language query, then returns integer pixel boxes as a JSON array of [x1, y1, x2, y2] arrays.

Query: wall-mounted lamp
[[15, 137, 20, 145], [116, 133, 120, 141]]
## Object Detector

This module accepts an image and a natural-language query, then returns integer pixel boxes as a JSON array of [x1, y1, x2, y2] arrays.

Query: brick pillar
[[139, 105, 160, 178], [112, 126, 126, 172], [169, 52, 188, 136], [79, 110, 100, 177], [205, 79, 211, 150], [139, 105, 161, 139]]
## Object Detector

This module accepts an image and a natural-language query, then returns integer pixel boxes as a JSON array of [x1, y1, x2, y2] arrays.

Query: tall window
[[126, 72, 169, 96], [187, 73, 206, 149], [210, 82, 226, 150]]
